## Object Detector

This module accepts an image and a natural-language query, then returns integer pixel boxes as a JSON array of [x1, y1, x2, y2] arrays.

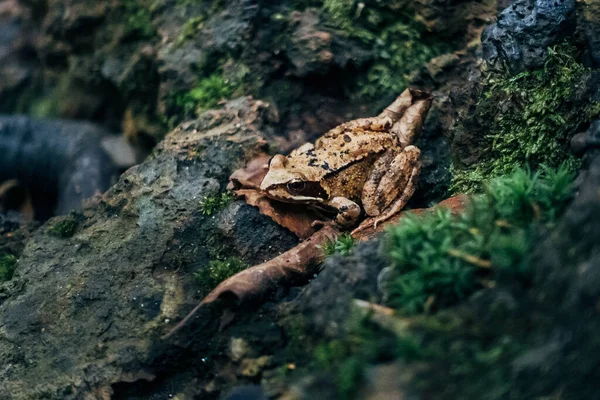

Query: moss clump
[[451, 44, 600, 193], [175, 16, 205, 46], [123, 0, 157, 39], [48, 215, 79, 238], [167, 71, 243, 121], [283, 165, 574, 399], [385, 165, 574, 314], [0, 252, 17, 282], [321, 233, 356, 257], [322, 0, 453, 100], [194, 256, 248, 295], [199, 191, 235, 215]]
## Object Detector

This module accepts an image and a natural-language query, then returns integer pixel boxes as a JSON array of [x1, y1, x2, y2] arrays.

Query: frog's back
[[299, 130, 398, 170]]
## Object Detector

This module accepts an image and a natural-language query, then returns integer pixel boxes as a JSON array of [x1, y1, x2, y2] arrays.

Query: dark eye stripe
[[300, 182, 328, 199]]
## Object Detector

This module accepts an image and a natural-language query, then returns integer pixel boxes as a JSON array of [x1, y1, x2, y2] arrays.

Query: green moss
[[322, 0, 453, 100], [175, 16, 205, 47], [123, 0, 157, 39], [282, 165, 574, 399], [321, 233, 356, 257], [199, 191, 235, 215], [194, 256, 249, 295], [451, 44, 600, 193], [167, 71, 241, 120], [0, 252, 17, 282], [385, 164, 574, 315], [48, 215, 79, 238]]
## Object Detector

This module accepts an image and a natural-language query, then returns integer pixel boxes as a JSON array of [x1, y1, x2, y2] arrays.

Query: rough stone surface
[[0, 97, 295, 399], [482, 0, 576, 71], [520, 153, 600, 399], [286, 238, 388, 338], [578, 0, 600, 66]]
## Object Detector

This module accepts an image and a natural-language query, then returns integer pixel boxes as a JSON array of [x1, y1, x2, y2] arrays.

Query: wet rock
[[0, 98, 293, 399], [285, 9, 371, 78], [519, 153, 600, 399], [571, 119, 600, 160], [578, 0, 600, 66], [482, 0, 576, 72]]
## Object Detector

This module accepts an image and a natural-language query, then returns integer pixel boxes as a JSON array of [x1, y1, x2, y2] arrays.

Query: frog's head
[[260, 155, 329, 203]]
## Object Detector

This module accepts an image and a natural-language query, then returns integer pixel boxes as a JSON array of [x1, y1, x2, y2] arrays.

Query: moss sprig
[[321, 233, 356, 257], [385, 164, 574, 314], [0, 252, 17, 282], [451, 44, 599, 193]]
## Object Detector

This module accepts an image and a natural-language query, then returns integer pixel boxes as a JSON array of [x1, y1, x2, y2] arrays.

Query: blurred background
[[0, 0, 507, 222]]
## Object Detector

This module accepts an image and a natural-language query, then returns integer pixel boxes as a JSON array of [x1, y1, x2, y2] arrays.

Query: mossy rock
[[449, 44, 600, 193]]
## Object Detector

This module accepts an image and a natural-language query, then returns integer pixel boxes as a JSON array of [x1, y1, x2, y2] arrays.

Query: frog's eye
[[287, 180, 306, 194]]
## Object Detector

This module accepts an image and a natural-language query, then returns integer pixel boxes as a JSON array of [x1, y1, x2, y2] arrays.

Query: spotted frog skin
[[260, 89, 432, 234]]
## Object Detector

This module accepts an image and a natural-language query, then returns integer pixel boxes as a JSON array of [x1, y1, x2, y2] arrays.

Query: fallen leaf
[[227, 154, 271, 191], [163, 225, 340, 339]]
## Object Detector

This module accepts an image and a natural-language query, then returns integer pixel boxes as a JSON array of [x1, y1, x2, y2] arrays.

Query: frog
[[259, 89, 432, 234]]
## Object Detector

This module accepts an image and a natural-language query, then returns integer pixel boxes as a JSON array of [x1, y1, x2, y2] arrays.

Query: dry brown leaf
[[163, 225, 340, 339], [163, 197, 467, 338], [227, 154, 271, 190]]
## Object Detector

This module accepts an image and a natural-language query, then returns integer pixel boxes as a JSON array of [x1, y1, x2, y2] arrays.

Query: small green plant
[[123, 0, 157, 39], [48, 216, 79, 238], [175, 16, 205, 46], [199, 191, 235, 215], [322, 0, 453, 100], [321, 233, 356, 257], [385, 164, 575, 314], [451, 44, 600, 193], [194, 256, 248, 295], [0, 252, 17, 281]]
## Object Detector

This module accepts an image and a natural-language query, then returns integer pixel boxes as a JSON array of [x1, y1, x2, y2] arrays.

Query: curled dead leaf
[[163, 225, 340, 339]]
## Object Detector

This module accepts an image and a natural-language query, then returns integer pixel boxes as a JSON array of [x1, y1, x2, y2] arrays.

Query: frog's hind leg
[[353, 146, 421, 235], [389, 95, 431, 148]]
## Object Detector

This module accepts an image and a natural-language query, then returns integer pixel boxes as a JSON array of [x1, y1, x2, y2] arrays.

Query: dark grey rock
[[482, 0, 576, 72], [0, 98, 294, 399], [287, 238, 388, 338]]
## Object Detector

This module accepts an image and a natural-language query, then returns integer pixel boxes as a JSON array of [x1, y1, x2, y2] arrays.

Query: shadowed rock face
[[0, 98, 297, 399]]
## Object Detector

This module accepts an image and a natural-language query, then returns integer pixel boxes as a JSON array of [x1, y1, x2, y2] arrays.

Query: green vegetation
[[48, 215, 79, 238], [385, 165, 574, 314], [199, 191, 235, 215], [194, 256, 248, 295], [321, 233, 356, 257], [166, 70, 244, 122], [322, 0, 453, 99], [175, 16, 205, 46], [0, 252, 17, 282], [451, 44, 600, 193], [123, 0, 157, 39], [284, 165, 575, 399]]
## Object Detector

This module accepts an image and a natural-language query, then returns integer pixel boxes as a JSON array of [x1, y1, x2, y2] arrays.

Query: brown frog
[[260, 89, 432, 234]]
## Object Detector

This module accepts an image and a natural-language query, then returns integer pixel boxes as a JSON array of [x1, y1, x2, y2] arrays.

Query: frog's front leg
[[326, 197, 362, 228], [353, 146, 421, 234]]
